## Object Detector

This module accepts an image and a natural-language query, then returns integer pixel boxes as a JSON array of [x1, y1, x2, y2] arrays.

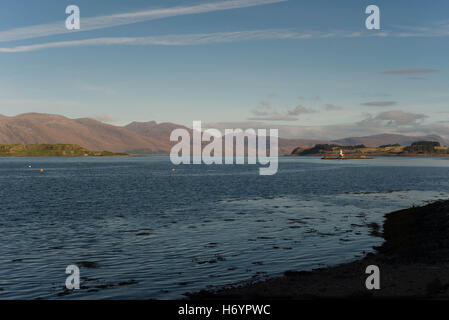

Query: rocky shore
[[189, 200, 449, 299]]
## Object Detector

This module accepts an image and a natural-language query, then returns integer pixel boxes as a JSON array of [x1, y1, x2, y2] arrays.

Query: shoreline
[[291, 154, 449, 157], [188, 199, 449, 299], [0, 155, 131, 158], [1, 154, 447, 158]]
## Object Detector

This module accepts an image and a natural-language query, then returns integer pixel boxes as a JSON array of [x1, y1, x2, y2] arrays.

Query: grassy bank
[[292, 141, 449, 157], [0, 144, 128, 157]]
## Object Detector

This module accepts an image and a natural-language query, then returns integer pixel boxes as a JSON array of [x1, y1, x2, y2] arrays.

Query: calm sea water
[[1, 156, 449, 299]]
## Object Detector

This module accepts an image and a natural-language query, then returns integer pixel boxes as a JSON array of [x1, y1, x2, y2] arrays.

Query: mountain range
[[0, 113, 447, 155]]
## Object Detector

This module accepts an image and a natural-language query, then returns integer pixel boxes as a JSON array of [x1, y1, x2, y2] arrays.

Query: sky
[[0, 0, 448, 140]]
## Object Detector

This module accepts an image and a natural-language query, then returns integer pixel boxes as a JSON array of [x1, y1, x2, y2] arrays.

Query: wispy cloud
[[0, 0, 286, 43], [361, 101, 397, 107], [376, 110, 428, 126], [392, 20, 449, 38], [0, 29, 356, 53], [248, 101, 299, 121], [287, 105, 316, 116], [205, 110, 447, 141], [3, 19, 449, 53], [247, 115, 299, 121], [360, 110, 428, 126], [246, 102, 316, 121]]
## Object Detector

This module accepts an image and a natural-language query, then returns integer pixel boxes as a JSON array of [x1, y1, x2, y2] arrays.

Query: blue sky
[[0, 0, 448, 139]]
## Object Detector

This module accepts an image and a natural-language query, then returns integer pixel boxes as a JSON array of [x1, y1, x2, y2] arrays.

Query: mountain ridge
[[0, 113, 446, 154]]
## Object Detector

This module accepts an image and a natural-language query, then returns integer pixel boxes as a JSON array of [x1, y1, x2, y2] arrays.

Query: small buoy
[[28, 165, 32, 168], [171, 168, 175, 172], [40, 169, 44, 172]]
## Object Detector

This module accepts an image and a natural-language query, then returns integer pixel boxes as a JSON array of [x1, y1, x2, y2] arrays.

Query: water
[[1, 156, 449, 299]]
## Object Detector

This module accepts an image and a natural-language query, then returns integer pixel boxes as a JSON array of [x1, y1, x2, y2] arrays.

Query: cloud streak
[[205, 111, 448, 141], [287, 105, 316, 116], [3, 19, 449, 53], [247, 115, 299, 121], [248, 101, 298, 121], [0, 30, 357, 53], [359, 110, 428, 127], [361, 101, 397, 107], [0, 0, 286, 43], [247, 102, 317, 122], [375, 110, 428, 126]]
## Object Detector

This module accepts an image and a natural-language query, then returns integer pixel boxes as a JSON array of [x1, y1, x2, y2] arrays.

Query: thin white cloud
[[247, 115, 298, 121], [287, 105, 316, 116], [361, 101, 397, 107], [247, 101, 316, 121], [204, 118, 449, 141], [0, 29, 366, 53], [3, 20, 449, 53], [375, 110, 428, 126], [392, 21, 449, 37], [0, 0, 286, 42]]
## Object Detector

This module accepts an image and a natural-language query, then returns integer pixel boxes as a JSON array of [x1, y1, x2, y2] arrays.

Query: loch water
[[1, 156, 448, 299]]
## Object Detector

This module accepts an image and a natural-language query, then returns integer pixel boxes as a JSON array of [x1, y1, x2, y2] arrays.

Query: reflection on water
[[0, 156, 448, 299]]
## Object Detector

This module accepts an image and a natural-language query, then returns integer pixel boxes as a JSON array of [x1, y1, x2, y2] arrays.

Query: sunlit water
[[1, 156, 449, 299]]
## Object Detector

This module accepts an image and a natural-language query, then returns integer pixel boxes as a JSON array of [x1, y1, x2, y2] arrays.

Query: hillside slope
[[1, 113, 447, 155], [0, 113, 168, 154]]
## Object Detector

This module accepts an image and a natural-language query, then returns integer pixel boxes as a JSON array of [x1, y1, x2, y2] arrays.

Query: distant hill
[[0, 113, 169, 154], [125, 120, 325, 155], [125, 121, 191, 141], [332, 134, 449, 147], [277, 138, 329, 155], [1, 113, 447, 155]]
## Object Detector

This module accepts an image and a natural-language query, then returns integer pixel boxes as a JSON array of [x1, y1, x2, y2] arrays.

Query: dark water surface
[[1, 156, 449, 299]]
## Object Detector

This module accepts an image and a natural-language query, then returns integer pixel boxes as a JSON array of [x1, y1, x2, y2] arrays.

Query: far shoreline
[[0, 143, 129, 157]]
